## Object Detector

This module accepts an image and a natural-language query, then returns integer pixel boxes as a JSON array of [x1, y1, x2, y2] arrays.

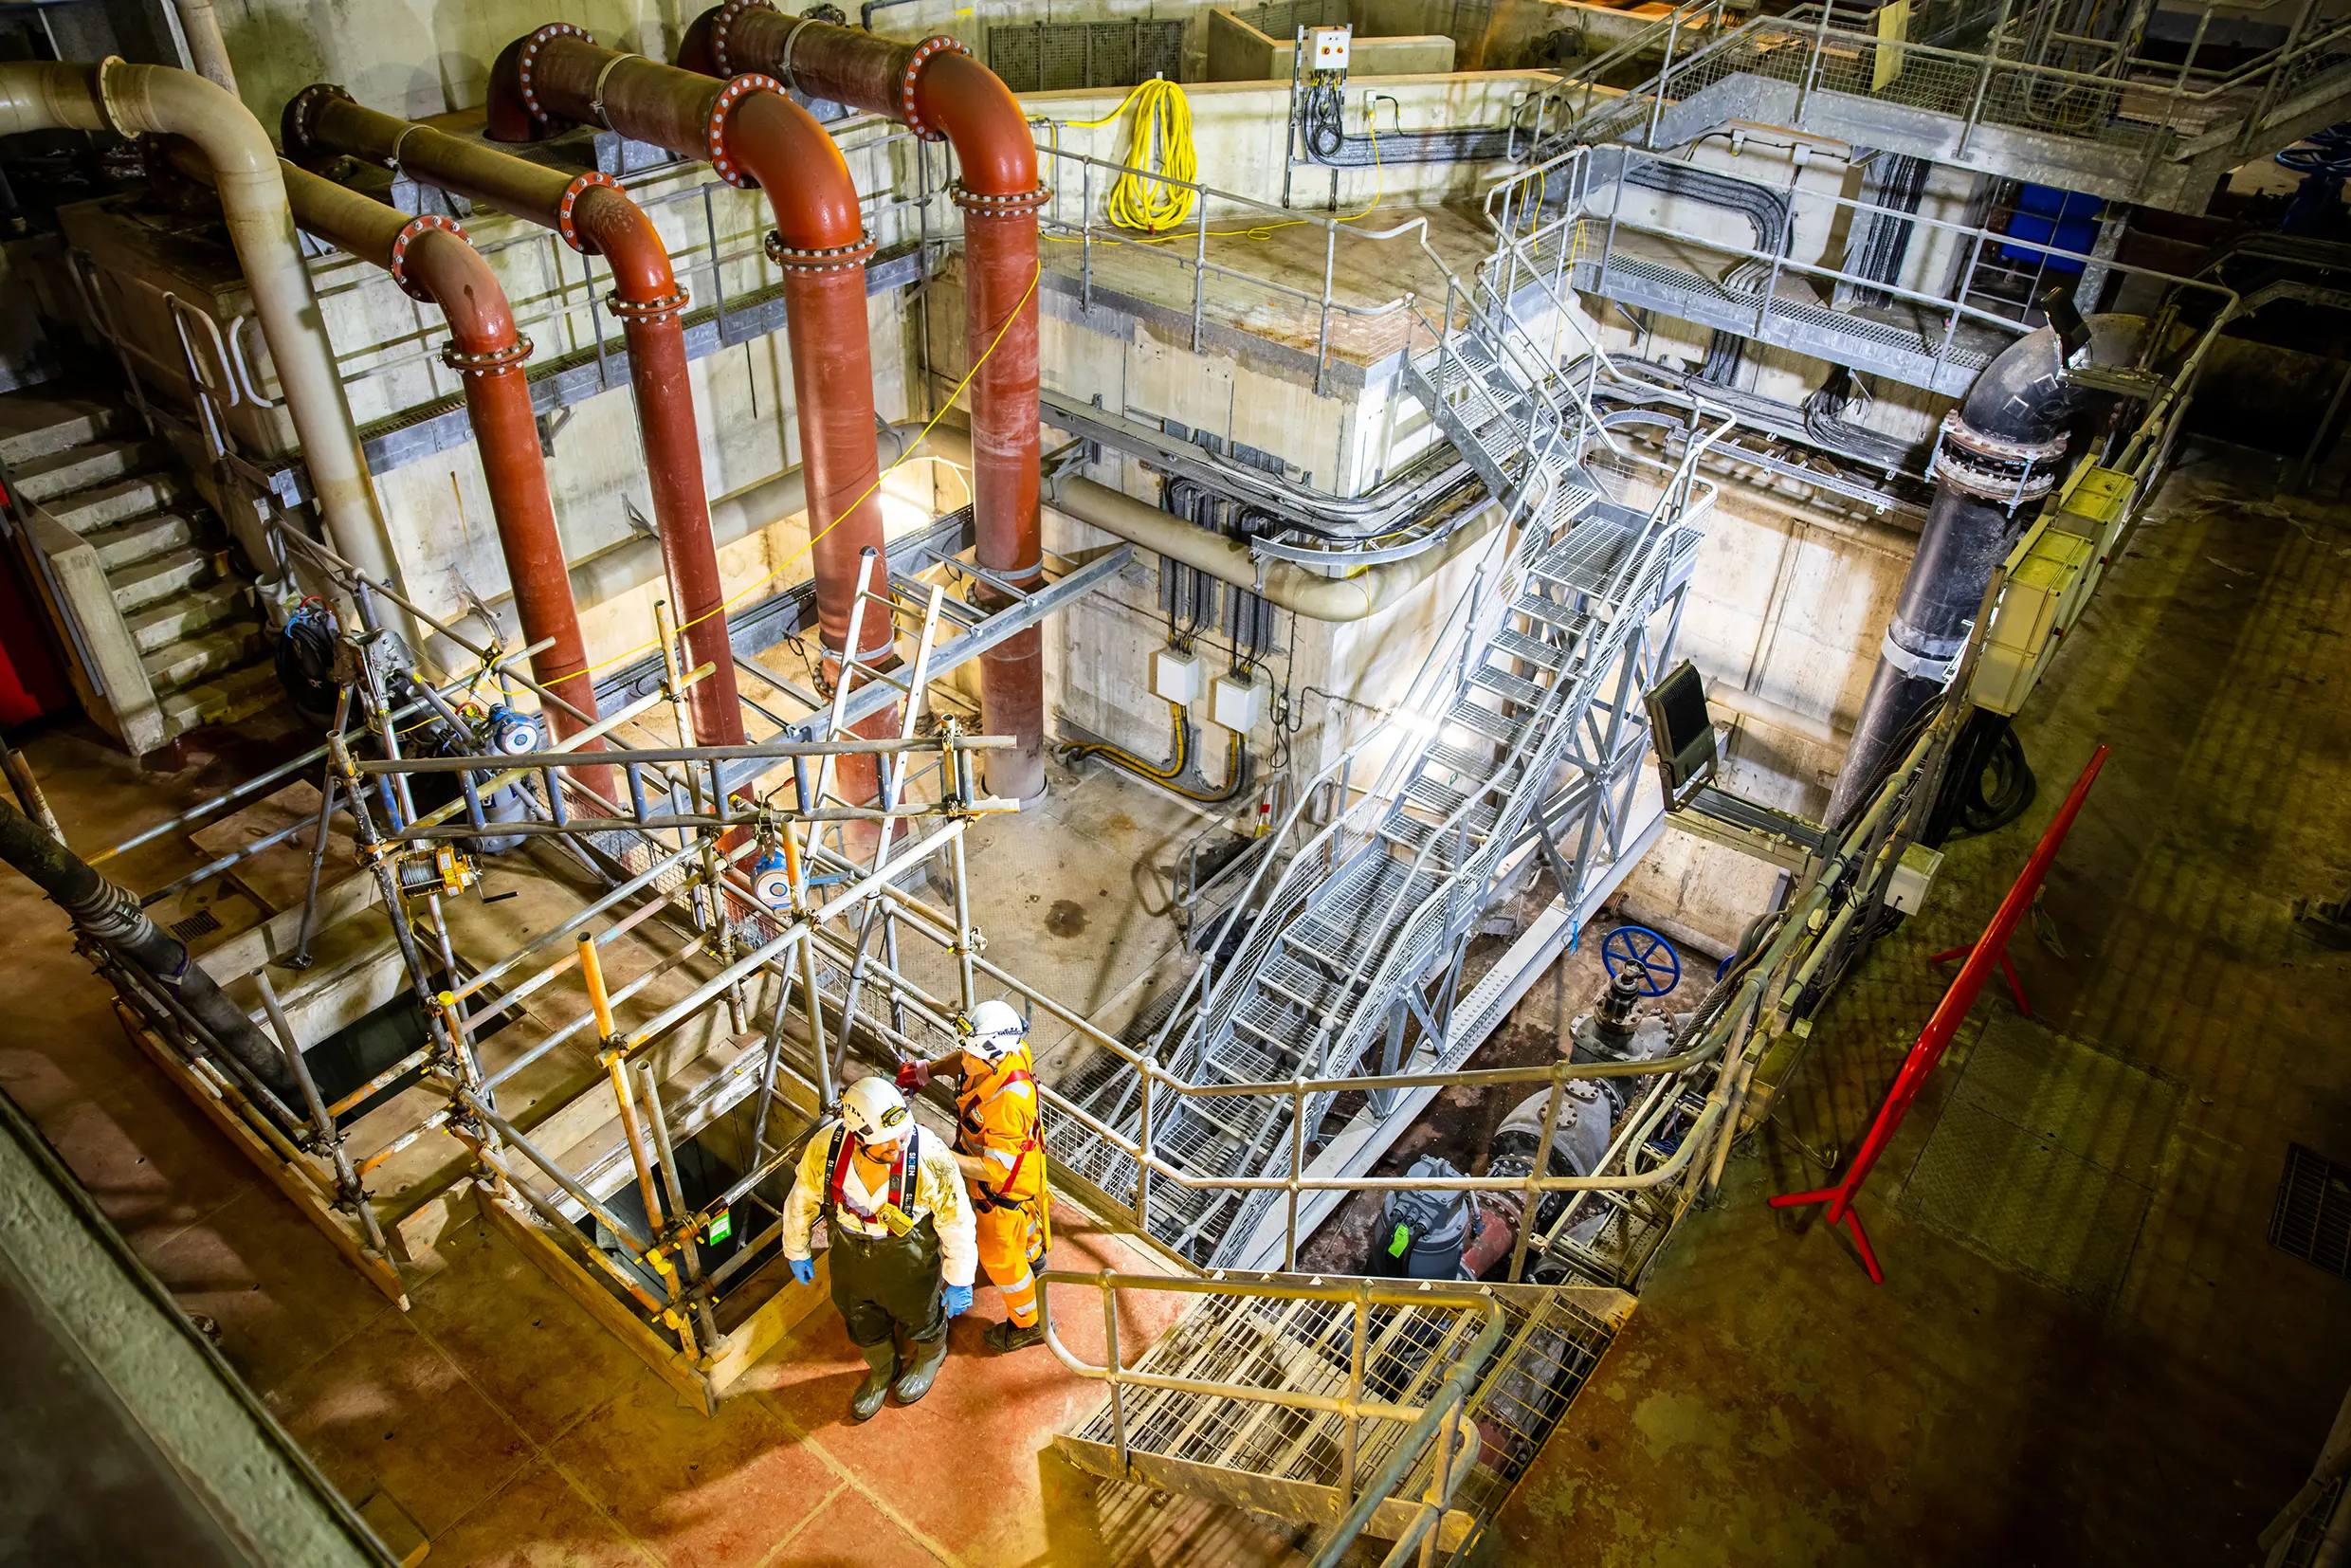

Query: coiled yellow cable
[[1066, 78, 1197, 234]]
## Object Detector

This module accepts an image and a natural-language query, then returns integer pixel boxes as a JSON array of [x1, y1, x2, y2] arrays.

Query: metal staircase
[[1048, 258, 1717, 1266], [1047, 1269, 1636, 1562], [1542, 0, 2351, 212]]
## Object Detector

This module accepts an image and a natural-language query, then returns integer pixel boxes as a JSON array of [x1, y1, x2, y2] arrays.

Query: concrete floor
[[0, 715, 1281, 1565], [1488, 448, 2351, 1564]]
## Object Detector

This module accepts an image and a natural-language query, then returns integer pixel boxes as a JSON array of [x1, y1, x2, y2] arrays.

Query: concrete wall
[[1205, 9, 1457, 81]]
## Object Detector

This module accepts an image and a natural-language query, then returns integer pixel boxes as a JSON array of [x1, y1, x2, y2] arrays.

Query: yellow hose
[[1066, 77, 1197, 234]]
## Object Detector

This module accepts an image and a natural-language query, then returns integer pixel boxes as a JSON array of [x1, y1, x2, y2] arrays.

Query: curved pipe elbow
[[400, 229, 521, 357], [485, 34, 556, 143], [570, 185, 678, 301], [913, 52, 1036, 195], [1959, 313, 2144, 444], [722, 89, 861, 247]]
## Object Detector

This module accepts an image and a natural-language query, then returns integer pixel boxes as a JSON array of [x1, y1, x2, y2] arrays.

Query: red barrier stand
[[1767, 744, 2110, 1282]]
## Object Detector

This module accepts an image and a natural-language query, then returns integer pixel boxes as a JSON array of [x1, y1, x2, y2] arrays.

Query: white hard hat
[[840, 1075, 913, 1146], [961, 998, 1027, 1061]]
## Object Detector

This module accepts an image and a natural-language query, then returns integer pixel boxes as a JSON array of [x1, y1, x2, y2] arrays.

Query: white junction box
[[1153, 647, 1205, 706], [1885, 843, 1944, 915], [1211, 671, 1266, 734], [1307, 25, 1351, 68]]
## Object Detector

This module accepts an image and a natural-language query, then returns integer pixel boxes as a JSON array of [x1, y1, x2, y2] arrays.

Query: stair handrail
[[1042, 1267, 1506, 1568]]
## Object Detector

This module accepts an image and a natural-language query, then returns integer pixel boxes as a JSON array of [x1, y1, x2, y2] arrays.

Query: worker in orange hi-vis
[[899, 998, 1050, 1352]]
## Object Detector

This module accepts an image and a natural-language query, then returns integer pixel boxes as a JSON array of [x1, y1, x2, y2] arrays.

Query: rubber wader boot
[[986, 1319, 1047, 1353], [893, 1332, 950, 1405], [850, 1341, 898, 1423]]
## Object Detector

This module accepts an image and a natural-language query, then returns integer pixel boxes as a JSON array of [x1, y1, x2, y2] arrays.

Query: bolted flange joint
[[949, 180, 1051, 216], [762, 230, 874, 273], [555, 170, 621, 253], [1927, 410, 2068, 508], [512, 23, 592, 128], [442, 336, 534, 376], [900, 34, 970, 141], [706, 72, 785, 188], [608, 285, 691, 322], [706, 0, 778, 78], [388, 212, 470, 301], [281, 82, 356, 168]]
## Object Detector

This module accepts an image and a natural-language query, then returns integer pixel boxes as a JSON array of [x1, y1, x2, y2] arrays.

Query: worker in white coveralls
[[898, 998, 1051, 1352], [781, 1075, 978, 1422]]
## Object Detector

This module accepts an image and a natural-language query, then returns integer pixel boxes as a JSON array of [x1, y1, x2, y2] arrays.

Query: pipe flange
[[900, 35, 971, 141], [608, 285, 691, 320], [1938, 411, 2066, 467], [949, 180, 1051, 214], [388, 212, 469, 301], [555, 170, 622, 253], [1928, 410, 2066, 506], [706, 72, 784, 188], [762, 230, 875, 272], [282, 82, 356, 165], [706, 0, 779, 78], [91, 56, 133, 139], [514, 23, 592, 128], [443, 335, 534, 375]]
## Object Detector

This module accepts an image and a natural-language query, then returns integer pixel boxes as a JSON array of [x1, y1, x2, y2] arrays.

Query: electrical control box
[[1307, 25, 1352, 69], [1884, 843, 1943, 915], [1211, 671, 1266, 734], [1153, 647, 1205, 706]]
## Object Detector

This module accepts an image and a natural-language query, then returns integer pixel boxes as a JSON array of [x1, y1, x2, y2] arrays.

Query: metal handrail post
[[1284, 1076, 1308, 1268], [1795, 0, 1836, 125], [1647, 9, 1681, 148], [1958, 0, 2014, 155], [1314, 218, 1339, 395]]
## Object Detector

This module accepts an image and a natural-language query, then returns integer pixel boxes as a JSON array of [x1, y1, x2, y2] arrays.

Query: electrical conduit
[[679, 3, 1048, 800], [487, 27, 893, 806], [283, 86, 745, 750]]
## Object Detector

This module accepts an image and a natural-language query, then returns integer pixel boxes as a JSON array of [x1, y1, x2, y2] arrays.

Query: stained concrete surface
[[1489, 449, 2351, 1565]]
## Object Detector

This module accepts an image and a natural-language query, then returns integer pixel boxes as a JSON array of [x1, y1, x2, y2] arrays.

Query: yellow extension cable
[[1051, 77, 1382, 246]]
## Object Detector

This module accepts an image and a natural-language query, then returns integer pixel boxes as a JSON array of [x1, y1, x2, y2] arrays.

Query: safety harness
[[959, 1065, 1048, 1238], [825, 1125, 920, 1238]]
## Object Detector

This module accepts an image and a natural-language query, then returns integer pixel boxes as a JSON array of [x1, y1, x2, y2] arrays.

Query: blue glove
[[942, 1284, 974, 1317], [789, 1255, 814, 1285]]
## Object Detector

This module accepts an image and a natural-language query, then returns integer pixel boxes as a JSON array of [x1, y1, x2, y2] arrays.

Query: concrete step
[[0, 392, 125, 468], [124, 577, 252, 654], [141, 619, 265, 694], [109, 546, 218, 613], [9, 439, 164, 504], [158, 658, 281, 739], [86, 511, 198, 572], [48, 472, 186, 535]]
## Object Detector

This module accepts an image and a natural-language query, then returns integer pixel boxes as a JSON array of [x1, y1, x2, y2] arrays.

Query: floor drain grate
[[2269, 1143, 2351, 1278], [170, 908, 222, 942]]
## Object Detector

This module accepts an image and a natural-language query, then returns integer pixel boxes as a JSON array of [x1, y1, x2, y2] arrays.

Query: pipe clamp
[[588, 51, 643, 131], [900, 35, 971, 141], [388, 213, 470, 301], [705, 72, 784, 188], [1879, 629, 1961, 685]]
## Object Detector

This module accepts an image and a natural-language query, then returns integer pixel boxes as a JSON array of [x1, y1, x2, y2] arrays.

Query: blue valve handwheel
[[1600, 923, 1681, 996]]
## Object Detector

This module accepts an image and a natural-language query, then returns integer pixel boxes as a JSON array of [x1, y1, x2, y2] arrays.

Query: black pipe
[[0, 796, 300, 1098], [1824, 315, 2141, 827]]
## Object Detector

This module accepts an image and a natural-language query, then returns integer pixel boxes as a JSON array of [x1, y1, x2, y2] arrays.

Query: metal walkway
[[1546, 0, 2351, 211]]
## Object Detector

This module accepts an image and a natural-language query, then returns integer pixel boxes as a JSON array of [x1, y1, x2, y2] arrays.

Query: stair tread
[[110, 546, 219, 610], [123, 578, 250, 652], [46, 474, 184, 531], [142, 620, 265, 692], [0, 393, 124, 466], [9, 438, 162, 503], [86, 512, 199, 569]]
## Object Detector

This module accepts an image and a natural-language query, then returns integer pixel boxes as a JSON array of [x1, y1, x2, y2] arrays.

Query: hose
[[1923, 708, 2036, 845], [1303, 79, 1346, 163]]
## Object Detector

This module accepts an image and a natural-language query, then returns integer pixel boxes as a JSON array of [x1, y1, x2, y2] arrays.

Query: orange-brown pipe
[[486, 27, 891, 807], [679, 6, 1045, 800], [268, 163, 605, 777], [286, 87, 746, 752]]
